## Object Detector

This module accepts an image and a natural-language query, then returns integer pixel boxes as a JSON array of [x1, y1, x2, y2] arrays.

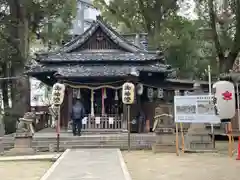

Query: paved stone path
[[41, 149, 131, 180]]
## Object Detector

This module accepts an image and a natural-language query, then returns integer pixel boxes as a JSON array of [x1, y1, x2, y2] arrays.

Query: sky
[[178, 0, 198, 20]]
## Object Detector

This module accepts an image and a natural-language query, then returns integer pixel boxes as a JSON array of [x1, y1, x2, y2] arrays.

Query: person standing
[[137, 110, 146, 133], [71, 98, 85, 136]]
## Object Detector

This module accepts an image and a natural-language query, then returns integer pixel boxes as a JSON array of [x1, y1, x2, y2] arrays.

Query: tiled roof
[[60, 19, 146, 53], [219, 72, 240, 81], [36, 52, 164, 63], [165, 78, 210, 85], [28, 63, 171, 78]]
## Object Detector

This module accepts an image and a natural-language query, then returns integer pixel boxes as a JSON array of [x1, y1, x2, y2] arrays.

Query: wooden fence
[[70, 114, 123, 130]]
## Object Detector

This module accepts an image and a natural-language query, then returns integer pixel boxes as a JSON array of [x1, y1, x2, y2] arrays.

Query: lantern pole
[[56, 105, 60, 152], [127, 105, 131, 151]]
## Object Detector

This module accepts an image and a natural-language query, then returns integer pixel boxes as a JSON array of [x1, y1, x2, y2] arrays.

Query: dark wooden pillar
[[68, 87, 73, 127], [60, 86, 71, 129]]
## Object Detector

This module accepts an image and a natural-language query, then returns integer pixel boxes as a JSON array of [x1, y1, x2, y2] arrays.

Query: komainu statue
[[16, 112, 35, 135]]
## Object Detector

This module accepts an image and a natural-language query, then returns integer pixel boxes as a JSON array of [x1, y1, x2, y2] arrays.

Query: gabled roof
[[60, 18, 147, 53], [28, 17, 170, 81]]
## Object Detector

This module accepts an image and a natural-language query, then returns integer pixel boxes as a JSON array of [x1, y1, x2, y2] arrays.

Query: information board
[[174, 95, 220, 123]]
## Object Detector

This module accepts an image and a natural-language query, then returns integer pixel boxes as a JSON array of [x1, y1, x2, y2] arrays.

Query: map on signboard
[[174, 95, 220, 124]]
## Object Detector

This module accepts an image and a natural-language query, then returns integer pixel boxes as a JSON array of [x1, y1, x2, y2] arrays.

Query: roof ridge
[[59, 20, 99, 50], [96, 20, 146, 52], [58, 19, 148, 53]]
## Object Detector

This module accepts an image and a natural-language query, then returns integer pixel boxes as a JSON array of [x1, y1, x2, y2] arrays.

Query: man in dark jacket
[[71, 99, 85, 136]]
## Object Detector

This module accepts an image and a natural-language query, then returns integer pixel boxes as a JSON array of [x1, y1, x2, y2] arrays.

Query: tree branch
[[208, 0, 224, 60], [97, 0, 132, 29], [137, 0, 152, 32], [228, 0, 240, 65], [0, 30, 24, 65]]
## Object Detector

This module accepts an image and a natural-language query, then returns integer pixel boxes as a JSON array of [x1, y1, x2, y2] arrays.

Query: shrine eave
[[219, 72, 240, 82], [27, 64, 171, 78], [35, 52, 164, 63], [165, 78, 210, 85]]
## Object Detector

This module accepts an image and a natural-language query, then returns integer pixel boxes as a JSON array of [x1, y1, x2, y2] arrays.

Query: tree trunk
[[0, 62, 9, 109], [219, 54, 238, 74], [8, 0, 30, 117]]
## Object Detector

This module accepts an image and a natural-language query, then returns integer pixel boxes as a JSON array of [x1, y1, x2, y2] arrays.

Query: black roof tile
[[28, 63, 170, 78], [36, 52, 164, 63], [29, 19, 169, 79]]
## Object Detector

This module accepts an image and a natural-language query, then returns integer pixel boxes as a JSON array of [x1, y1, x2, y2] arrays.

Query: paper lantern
[[122, 82, 135, 104], [51, 83, 65, 105], [213, 81, 236, 119]]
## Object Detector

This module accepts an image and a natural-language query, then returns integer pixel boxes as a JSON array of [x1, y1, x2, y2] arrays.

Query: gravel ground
[[0, 161, 52, 180], [123, 151, 240, 180], [123, 142, 240, 180]]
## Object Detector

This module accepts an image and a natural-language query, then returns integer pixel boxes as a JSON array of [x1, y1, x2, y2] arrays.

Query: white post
[[238, 56, 240, 131], [208, 65, 212, 95], [208, 65, 215, 147], [237, 83, 240, 131]]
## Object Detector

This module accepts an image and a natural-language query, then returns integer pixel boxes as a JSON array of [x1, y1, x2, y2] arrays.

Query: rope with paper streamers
[[62, 79, 183, 91], [64, 83, 122, 90], [63, 79, 124, 88]]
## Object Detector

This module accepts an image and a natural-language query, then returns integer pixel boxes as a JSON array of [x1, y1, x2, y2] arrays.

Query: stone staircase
[[2, 134, 157, 152]]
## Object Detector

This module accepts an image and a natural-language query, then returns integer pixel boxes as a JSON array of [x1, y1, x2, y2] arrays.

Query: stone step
[[4, 143, 152, 152], [190, 141, 212, 144], [2, 139, 155, 151], [190, 141, 213, 150], [3, 137, 156, 144]]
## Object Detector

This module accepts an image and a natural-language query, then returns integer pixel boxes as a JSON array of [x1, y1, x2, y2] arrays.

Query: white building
[[70, 0, 99, 35]]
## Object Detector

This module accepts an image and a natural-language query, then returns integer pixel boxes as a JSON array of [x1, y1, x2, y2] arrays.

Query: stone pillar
[[184, 83, 214, 151]]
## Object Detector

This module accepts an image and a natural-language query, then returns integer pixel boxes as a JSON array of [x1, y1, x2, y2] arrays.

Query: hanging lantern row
[[146, 87, 164, 102], [71, 86, 191, 109], [175, 90, 191, 96]]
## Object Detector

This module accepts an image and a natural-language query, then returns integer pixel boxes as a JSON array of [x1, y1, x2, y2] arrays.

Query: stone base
[[5, 147, 35, 156], [184, 134, 213, 150], [152, 143, 176, 153], [0, 137, 3, 155], [182, 123, 214, 151], [4, 135, 35, 156], [14, 136, 33, 148], [152, 134, 176, 153], [155, 134, 175, 144]]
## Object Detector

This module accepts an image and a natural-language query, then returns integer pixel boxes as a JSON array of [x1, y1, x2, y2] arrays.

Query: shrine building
[[27, 17, 226, 133]]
